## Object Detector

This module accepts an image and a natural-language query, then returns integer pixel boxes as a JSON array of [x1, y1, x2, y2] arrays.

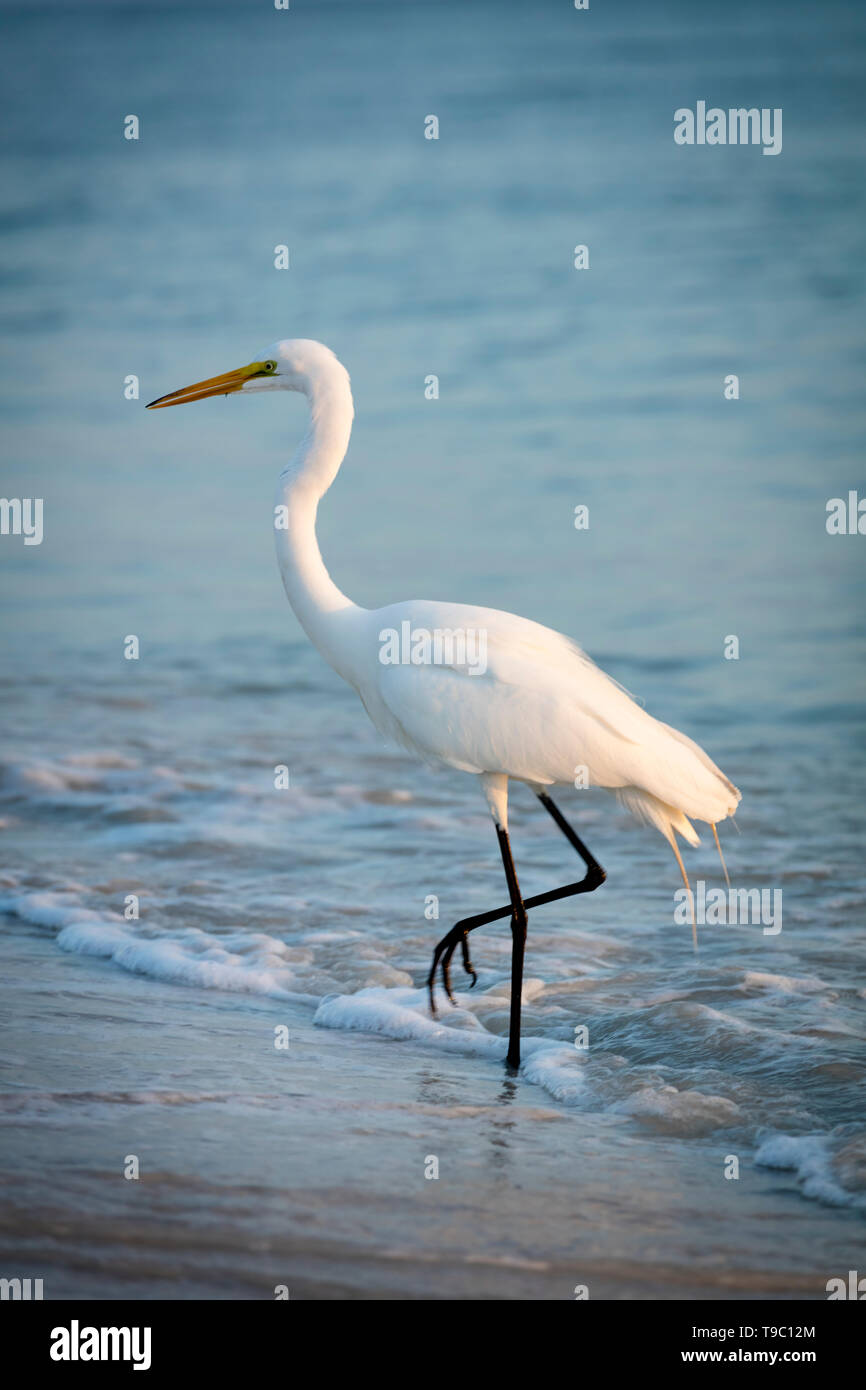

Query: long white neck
[[273, 359, 363, 683]]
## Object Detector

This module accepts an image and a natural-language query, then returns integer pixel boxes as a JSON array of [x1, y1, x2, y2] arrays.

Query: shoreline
[[1, 927, 861, 1301]]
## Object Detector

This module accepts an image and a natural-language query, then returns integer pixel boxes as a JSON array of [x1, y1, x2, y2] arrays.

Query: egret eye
[[265, 361, 277, 373]]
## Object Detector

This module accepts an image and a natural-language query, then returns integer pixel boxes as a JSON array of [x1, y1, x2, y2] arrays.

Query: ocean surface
[[0, 0, 864, 1298]]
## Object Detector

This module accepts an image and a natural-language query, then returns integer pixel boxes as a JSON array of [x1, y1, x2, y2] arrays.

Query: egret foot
[[427, 922, 477, 1013]]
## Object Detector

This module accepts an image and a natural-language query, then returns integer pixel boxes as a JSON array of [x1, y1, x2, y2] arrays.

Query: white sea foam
[[0, 868, 858, 1132], [519, 1044, 587, 1104], [1, 876, 588, 1103], [314, 985, 586, 1103], [755, 1133, 866, 1209], [0, 888, 313, 1001]]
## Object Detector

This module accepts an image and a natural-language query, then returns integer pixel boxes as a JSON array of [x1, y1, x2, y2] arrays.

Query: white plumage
[[364, 598, 739, 847]]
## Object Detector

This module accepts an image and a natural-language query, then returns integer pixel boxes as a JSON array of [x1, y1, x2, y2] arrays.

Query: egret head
[[146, 338, 346, 409]]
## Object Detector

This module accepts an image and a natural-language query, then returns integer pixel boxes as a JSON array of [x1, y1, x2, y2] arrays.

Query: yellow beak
[[146, 361, 272, 409]]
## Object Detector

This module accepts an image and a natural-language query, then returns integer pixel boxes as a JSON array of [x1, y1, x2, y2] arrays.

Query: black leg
[[426, 793, 606, 1065], [536, 792, 606, 886], [497, 824, 527, 1068]]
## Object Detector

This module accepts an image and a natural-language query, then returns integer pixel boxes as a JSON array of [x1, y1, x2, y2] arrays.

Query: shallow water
[[0, 0, 864, 1297]]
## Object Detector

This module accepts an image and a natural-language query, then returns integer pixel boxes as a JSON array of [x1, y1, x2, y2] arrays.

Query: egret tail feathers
[[616, 786, 701, 948], [712, 822, 731, 890], [616, 786, 701, 847], [667, 830, 697, 952]]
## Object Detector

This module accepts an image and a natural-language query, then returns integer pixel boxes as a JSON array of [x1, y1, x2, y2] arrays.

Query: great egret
[[148, 339, 741, 1068]]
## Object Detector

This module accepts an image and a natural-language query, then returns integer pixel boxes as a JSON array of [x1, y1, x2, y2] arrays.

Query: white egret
[[148, 339, 741, 1068]]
